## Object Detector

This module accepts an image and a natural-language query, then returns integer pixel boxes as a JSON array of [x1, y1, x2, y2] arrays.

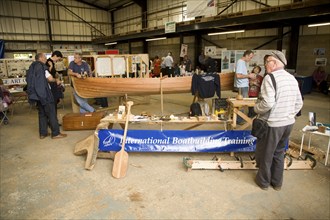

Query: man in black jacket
[[26, 53, 67, 139], [46, 51, 64, 119]]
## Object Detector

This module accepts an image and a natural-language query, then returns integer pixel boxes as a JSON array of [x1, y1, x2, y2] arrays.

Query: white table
[[300, 125, 330, 166]]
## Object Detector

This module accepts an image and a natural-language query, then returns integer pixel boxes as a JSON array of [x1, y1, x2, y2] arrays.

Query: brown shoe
[[51, 133, 67, 139], [40, 133, 50, 139]]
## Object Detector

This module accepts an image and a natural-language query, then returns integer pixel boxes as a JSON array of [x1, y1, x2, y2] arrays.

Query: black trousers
[[37, 102, 60, 137], [166, 67, 174, 77], [255, 124, 293, 188]]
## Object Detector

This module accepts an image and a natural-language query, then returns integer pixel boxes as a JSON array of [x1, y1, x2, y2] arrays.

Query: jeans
[[73, 90, 95, 113], [37, 102, 60, 137]]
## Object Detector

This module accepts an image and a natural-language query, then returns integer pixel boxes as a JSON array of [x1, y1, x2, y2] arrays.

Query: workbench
[[227, 97, 257, 130]]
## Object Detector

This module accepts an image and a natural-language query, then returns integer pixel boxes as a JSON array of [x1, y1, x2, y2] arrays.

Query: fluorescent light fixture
[[308, 22, 330, 27], [105, 42, 117, 45], [145, 37, 167, 42], [208, 30, 245, 36]]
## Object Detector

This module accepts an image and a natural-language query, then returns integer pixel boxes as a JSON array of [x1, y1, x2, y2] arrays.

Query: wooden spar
[[72, 72, 235, 99]]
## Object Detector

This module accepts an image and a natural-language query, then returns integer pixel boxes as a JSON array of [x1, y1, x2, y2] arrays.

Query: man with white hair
[[164, 52, 174, 76], [26, 53, 67, 139], [254, 50, 303, 191]]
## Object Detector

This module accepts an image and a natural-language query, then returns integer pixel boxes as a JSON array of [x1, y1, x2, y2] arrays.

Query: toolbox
[[62, 111, 106, 131]]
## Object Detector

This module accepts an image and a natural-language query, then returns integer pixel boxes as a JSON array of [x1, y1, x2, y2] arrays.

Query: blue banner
[[0, 40, 4, 58], [98, 130, 256, 152]]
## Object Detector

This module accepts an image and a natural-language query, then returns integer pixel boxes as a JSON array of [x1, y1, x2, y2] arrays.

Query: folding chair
[[0, 104, 9, 125]]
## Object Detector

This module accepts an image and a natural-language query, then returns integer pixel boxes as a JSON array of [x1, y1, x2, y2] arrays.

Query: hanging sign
[[180, 44, 188, 58], [165, 21, 176, 33], [98, 129, 256, 152]]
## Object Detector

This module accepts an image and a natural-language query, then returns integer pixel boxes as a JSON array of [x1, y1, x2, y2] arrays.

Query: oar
[[112, 101, 134, 178]]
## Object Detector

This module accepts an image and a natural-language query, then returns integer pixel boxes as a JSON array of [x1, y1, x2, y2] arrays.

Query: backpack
[[190, 102, 202, 116]]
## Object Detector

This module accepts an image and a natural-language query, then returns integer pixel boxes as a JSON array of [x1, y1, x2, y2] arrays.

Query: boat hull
[[72, 72, 234, 98]]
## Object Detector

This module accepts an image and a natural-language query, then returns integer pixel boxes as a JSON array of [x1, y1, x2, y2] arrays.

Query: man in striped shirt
[[254, 50, 303, 191]]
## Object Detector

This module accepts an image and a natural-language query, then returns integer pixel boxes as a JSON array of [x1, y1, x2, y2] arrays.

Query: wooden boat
[[72, 72, 235, 98]]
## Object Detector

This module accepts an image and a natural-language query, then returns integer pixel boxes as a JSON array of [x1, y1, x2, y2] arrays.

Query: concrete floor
[[0, 87, 329, 219]]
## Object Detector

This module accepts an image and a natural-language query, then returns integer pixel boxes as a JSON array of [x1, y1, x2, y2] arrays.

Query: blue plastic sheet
[[98, 129, 256, 152], [0, 40, 4, 59]]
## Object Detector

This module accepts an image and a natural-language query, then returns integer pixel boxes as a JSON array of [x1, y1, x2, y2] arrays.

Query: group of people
[[151, 53, 192, 77], [234, 50, 303, 191], [26, 52, 67, 139], [26, 52, 100, 140]]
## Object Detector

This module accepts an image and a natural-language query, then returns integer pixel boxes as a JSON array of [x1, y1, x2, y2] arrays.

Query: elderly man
[[68, 53, 95, 113], [26, 53, 67, 139], [254, 51, 303, 191]]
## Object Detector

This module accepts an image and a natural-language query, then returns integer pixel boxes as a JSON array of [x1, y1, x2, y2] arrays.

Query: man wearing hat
[[253, 50, 303, 191]]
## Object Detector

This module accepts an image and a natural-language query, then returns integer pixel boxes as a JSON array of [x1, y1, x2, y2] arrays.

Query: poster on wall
[[221, 51, 231, 72], [180, 44, 188, 57], [315, 58, 327, 66], [186, 0, 217, 18], [220, 49, 287, 73], [205, 46, 216, 56], [313, 48, 325, 56]]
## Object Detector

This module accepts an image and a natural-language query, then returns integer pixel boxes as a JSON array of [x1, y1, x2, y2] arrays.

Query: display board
[[221, 50, 286, 75], [0, 59, 33, 78], [0, 60, 7, 78], [113, 57, 126, 75], [95, 57, 112, 76], [93, 54, 149, 78]]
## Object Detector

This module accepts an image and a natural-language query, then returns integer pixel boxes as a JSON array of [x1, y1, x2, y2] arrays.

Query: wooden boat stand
[[183, 154, 317, 171], [226, 97, 257, 130]]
